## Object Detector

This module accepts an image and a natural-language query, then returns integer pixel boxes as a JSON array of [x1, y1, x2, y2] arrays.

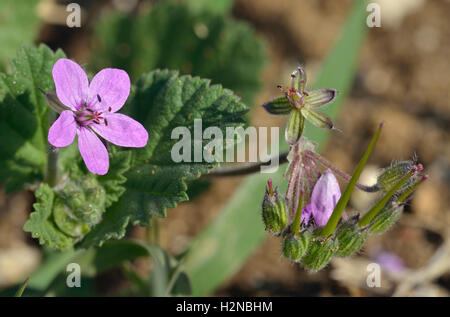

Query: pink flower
[[48, 58, 148, 175], [302, 169, 341, 227]]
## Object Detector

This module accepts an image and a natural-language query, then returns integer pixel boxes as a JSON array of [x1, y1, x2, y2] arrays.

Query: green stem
[[291, 192, 303, 235], [147, 217, 160, 245], [320, 122, 383, 236], [164, 258, 186, 297], [359, 169, 416, 227], [45, 111, 59, 187], [396, 174, 428, 203], [45, 147, 59, 187], [14, 277, 30, 297]]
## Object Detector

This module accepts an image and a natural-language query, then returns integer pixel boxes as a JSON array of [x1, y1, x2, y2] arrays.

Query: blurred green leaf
[[14, 277, 29, 297], [0, 45, 65, 192], [82, 241, 191, 296], [27, 248, 80, 291], [90, 1, 266, 104], [23, 183, 75, 251], [184, 0, 369, 296], [0, 0, 40, 70], [184, 0, 234, 16]]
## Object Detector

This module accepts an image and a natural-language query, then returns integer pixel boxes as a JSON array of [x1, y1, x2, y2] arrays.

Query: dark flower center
[[76, 106, 104, 126]]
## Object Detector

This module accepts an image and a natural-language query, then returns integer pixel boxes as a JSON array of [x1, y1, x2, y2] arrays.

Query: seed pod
[[282, 231, 311, 262], [301, 236, 338, 272], [262, 96, 292, 115], [285, 109, 305, 145], [335, 217, 368, 257], [377, 161, 418, 193], [369, 204, 403, 234], [262, 180, 288, 235]]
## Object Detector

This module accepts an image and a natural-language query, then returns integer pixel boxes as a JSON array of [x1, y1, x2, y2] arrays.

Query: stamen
[[290, 74, 296, 89], [104, 118, 108, 126], [108, 107, 112, 112], [97, 94, 102, 103]]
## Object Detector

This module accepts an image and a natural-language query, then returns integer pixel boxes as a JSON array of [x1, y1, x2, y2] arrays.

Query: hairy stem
[[203, 151, 289, 177], [303, 149, 380, 193], [45, 111, 59, 187], [205, 149, 380, 194], [359, 168, 416, 227], [45, 147, 59, 187]]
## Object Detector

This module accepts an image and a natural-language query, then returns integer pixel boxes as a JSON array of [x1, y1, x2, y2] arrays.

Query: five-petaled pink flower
[[48, 58, 148, 175]]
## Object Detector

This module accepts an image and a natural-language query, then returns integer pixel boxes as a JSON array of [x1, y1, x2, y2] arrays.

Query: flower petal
[[88, 68, 130, 112], [52, 58, 89, 110], [92, 113, 148, 148], [311, 169, 341, 227], [301, 204, 312, 225], [304, 88, 337, 108], [77, 127, 109, 175], [48, 110, 77, 147]]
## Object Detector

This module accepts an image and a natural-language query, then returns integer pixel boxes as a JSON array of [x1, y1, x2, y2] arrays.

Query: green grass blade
[[14, 277, 30, 297], [320, 122, 383, 236], [359, 168, 416, 227]]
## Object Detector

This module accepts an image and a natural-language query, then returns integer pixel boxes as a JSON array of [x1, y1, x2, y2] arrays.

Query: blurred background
[[0, 0, 449, 296]]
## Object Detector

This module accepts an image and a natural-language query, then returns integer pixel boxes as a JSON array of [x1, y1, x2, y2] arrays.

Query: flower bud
[[301, 236, 338, 272], [369, 204, 403, 234], [262, 179, 288, 235], [282, 231, 311, 262], [335, 216, 368, 257], [285, 109, 305, 145], [55, 176, 106, 232], [377, 160, 419, 193]]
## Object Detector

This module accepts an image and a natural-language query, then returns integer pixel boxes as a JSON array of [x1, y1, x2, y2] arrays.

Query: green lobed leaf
[[23, 183, 75, 251], [90, 1, 266, 105], [24, 150, 131, 249], [0, 44, 65, 192], [80, 69, 248, 248], [0, 0, 41, 70]]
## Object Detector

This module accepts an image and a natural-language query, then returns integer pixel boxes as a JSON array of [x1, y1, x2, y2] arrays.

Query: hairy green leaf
[[0, 0, 40, 70], [0, 44, 65, 192], [80, 69, 248, 247], [24, 150, 132, 250]]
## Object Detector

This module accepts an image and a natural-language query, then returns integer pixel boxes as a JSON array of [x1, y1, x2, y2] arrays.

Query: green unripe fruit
[[282, 231, 311, 262], [301, 236, 338, 272], [377, 161, 418, 193], [335, 218, 368, 257], [262, 180, 287, 235], [369, 204, 403, 234]]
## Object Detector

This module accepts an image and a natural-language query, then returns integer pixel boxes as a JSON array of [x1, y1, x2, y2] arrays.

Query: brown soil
[[0, 0, 448, 296]]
